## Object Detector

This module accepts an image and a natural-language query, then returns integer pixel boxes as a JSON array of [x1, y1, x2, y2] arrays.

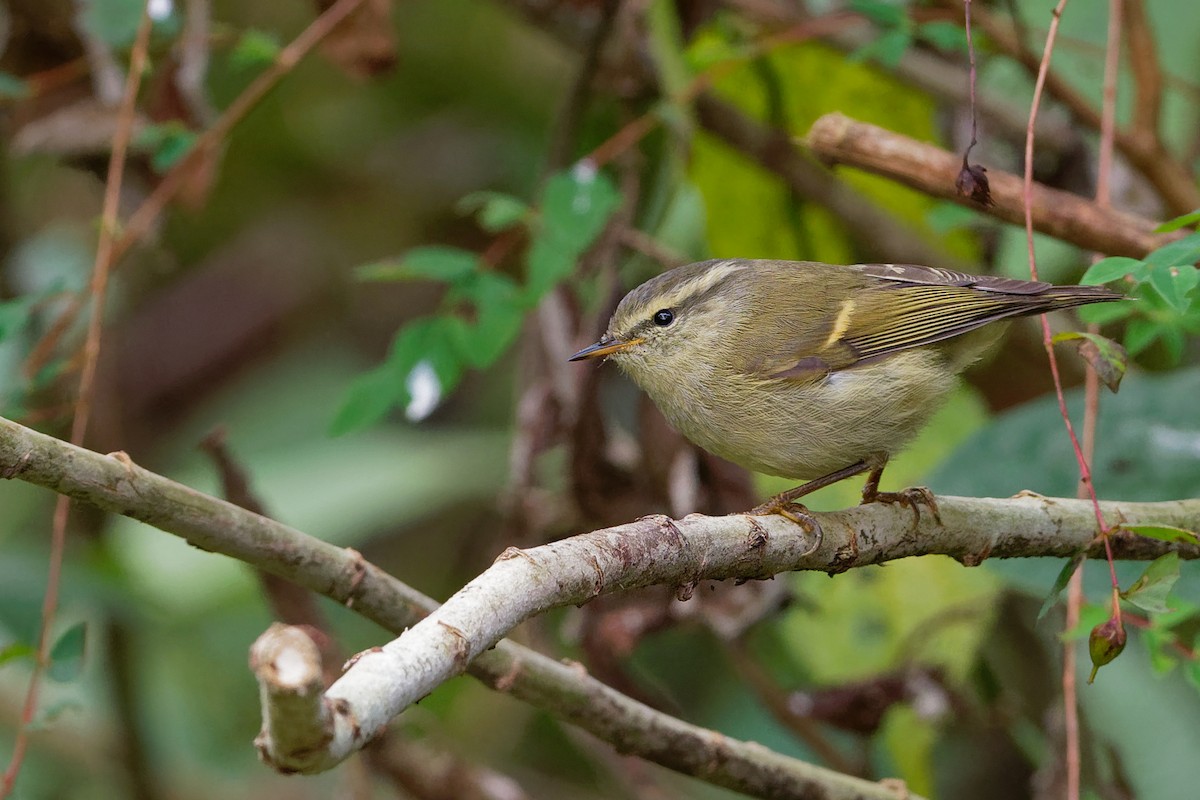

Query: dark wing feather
[[764, 263, 1122, 380]]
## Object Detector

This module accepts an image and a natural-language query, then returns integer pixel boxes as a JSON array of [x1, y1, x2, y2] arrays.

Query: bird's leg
[[859, 462, 941, 525], [751, 460, 874, 550]]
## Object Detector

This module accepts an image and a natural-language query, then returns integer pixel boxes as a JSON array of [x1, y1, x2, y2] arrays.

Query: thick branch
[[0, 416, 912, 799], [806, 113, 1179, 258]]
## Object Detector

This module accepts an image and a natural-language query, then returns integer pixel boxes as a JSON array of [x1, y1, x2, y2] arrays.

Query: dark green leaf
[[1117, 524, 1199, 545], [356, 246, 480, 284], [1080, 256, 1146, 285], [1039, 552, 1086, 620], [525, 236, 574, 298], [1159, 324, 1187, 365], [47, 622, 86, 683], [231, 29, 282, 71], [457, 192, 530, 232], [1122, 553, 1180, 615], [1156, 209, 1200, 234], [1050, 331, 1127, 392]]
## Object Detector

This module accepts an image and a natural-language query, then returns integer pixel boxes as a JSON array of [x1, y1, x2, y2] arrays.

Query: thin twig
[[0, 5, 154, 797]]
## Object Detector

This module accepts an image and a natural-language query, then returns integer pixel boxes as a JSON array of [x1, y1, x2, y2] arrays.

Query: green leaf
[[1155, 209, 1200, 234], [851, 0, 905, 26], [0, 72, 30, 100], [1050, 331, 1127, 392], [457, 192, 530, 233], [539, 167, 622, 252], [917, 21, 968, 52], [47, 622, 86, 683], [331, 317, 465, 435], [0, 641, 36, 667], [1121, 553, 1180, 615], [1144, 231, 1200, 269], [1076, 300, 1135, 325], [356, 246, 480, 284], [850, 28, 913, 68], [524, 166, 619, 297], [231, 29, 282, 71], [329, 364, 404, 436], [1080, 256, 1146, 285], [1117, 524, 1199, 545], [79, 0, 145, 47], [0, 296, 35, 341], [1039, 552, 1086, 620], [1147, 265, 1191, 312], [135, 122, 198, 173], [452, 302, 524, 369], [1124, 317, 1160, 355]]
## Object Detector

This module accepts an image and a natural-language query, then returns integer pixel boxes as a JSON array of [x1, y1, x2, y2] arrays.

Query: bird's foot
[[750, 497, 823, 556], [861, 485, 941, 525]]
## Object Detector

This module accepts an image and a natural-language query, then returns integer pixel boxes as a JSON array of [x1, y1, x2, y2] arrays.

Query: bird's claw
[[862, 485, 941, 525]]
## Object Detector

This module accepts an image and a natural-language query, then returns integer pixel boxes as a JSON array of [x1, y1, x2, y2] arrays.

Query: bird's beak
[[568, 335, 643, 361]]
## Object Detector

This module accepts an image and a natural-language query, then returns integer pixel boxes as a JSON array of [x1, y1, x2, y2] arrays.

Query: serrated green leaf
[[1080, 257, 1146, 285], [356, 246, 480, 284], [1121, 553, 1180, 615], [1039, 552, 1086, 620], [47, 622, 86, 683], [1117, 524, 1199, 544], [1156, 209, 1200, 234], [231, 29, 282, 71], [1050, 331, 1127, 392], [1144, 231, 1200, 269], [1147, 265, 1190, 311], [457, 191, 530, 233]]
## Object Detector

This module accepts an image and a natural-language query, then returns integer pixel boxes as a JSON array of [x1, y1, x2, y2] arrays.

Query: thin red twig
[[0, 6, 155, 796]]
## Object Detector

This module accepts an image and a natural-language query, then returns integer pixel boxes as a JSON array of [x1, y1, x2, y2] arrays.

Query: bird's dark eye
[[652, 309, 675, 327]]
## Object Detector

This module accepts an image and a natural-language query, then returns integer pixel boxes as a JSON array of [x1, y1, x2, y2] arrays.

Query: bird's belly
[[654, 352, 956, 479]]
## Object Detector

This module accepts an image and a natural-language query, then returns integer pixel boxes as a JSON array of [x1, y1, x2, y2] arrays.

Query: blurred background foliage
[[0, 0, 1199, 798]]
